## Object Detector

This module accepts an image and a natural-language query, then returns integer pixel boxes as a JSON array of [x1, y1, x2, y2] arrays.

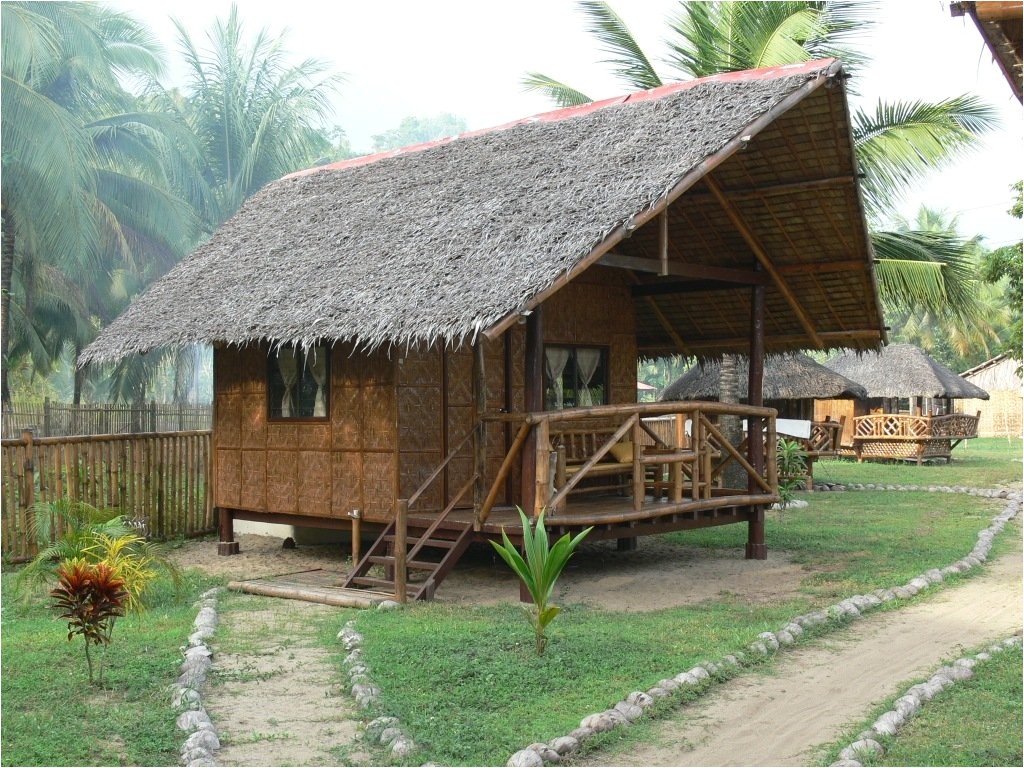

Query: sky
[[114, 0, 1023, 249]]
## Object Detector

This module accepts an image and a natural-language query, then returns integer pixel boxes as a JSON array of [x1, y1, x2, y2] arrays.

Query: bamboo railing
[[852, 412, 981, 464], [477, 402, 779, 527], [2, 399, 212, 439], [1, 429, 213, 561]]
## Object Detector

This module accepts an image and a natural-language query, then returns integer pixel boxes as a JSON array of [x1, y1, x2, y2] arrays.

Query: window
[[268, 344, 330, 419], [543, 345, 608, 410]]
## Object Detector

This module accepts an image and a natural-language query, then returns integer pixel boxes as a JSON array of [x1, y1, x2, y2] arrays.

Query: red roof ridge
[[284, 58, 838, 180]]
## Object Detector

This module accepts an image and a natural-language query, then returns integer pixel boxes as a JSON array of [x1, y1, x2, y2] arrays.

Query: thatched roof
[[660, 353, 868, 402], [824, 344, 990, 400], [82, 59, 884, 365]]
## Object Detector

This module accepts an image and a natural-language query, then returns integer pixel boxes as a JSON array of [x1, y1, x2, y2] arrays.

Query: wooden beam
[[473, 341, 487, 517], [600, 252, 772, 284], [637, 329, 883, 354], [632, 280, 749, 297], [624, 271, 691, 356], [659, 210, 669, 276], [775, 259, 866, 276], [681, 174, 858, 200], [703, 174, 824, 347], [521, 307, 543, 517]]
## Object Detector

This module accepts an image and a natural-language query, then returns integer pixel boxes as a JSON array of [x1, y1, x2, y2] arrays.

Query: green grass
[[0, 569, 221, 767], [819, 643, 1023, 766], [350, 491, 1013, 766], [813, 437, 1022, 489]]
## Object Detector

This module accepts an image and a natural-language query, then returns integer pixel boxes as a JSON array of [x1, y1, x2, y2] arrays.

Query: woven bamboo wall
[[213, 342, 398, 522], [213, 268, 639, 524], [956, 392, 1022, 438], [814, 398, 868, 447]]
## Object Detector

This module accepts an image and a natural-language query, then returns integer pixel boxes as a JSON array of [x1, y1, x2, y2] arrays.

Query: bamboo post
[[472, 342, 487, 517], [43, 398, 51, 437], [533, 420, 550, 519], [149, 400, 157, 433], [20, 430, 37, 555], [394, 499, 408, 603], [349, 508, 361, 565]]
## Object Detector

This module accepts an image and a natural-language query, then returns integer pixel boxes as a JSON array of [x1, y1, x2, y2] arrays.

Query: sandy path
[[586, 525, 1023, 767], [204, 598, 370, 767]]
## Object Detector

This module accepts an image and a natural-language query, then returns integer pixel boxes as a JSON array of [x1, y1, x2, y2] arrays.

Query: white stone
[[776, 630, 795, 646], [657, 678, 680, 691], [688, 666, 710, 681], [613, 702, 644, 721], [527, 742, 560, 762], [626, 691, 655, 708], [391, 736, 417, 758], [647, 686, 671, 699], [872, 710, 904, 736], [176, 709, 213, 732], [569, 726, 594, 743], [182, 729, 220, 753], [839, 739, 884, 761], [379, 727, 403, 746], [549, 736, 579, 755], [506, 749, 544, 767], [757, 632, 780, 651]]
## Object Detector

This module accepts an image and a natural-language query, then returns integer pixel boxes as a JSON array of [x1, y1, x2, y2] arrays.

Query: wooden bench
[[852, 412, 981, 465], [791, 417, 845, 490], [552, 426, 634, 496]]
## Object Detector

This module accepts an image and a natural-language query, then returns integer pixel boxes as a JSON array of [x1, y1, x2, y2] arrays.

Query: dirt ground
[[168, 511, 1022, 767], [167, 529, 810, 612]]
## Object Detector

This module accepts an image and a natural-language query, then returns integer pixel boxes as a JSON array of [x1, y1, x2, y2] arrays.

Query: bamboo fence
[[1, 429, 213, 562], [2, 399, 212, 439]]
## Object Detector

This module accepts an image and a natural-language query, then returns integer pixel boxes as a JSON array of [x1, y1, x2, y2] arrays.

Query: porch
[[339, 401, 779, 601]]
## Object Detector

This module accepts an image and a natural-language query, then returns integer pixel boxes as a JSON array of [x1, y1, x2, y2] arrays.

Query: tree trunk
[[1, 200, 15, 408], [718, 353, 746, 489]]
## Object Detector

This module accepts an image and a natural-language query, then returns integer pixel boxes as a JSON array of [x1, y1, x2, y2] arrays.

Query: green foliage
[[980, 181, 1023, 362], [370, 113, 468, 152], [776, 438, 808, 505], [489, 508, 592, 655], [49, 558, 129, 683], [16, 497, 181, 611]]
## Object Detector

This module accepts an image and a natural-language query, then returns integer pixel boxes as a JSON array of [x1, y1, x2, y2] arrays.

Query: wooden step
[[382, 535, 457, 549], [367, 555, 442, 571]]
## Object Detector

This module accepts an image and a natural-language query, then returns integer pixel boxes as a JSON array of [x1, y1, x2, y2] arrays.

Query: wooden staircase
[[341, 516, 475, 601]]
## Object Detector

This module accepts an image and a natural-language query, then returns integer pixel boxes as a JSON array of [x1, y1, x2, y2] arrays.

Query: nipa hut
[[955, 354, 1023, 437], [83, 59, 886, 601], [660, 353, 867, 419], [816, 343, 989, 463]]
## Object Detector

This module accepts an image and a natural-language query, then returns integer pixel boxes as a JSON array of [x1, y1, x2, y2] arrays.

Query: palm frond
[[578, 0, 663, 90]]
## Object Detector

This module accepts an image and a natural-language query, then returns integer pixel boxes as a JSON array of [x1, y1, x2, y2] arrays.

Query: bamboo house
[[84, 59, 886, 600]]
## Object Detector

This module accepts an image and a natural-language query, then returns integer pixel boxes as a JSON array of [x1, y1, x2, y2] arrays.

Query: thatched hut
[[83, 59, 885, 598], [661, 353, 867, 419], [815, 344, 989, 463], [955, 354, 1023, 437]]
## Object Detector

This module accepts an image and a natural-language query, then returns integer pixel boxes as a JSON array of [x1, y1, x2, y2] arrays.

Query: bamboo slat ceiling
[[82, 58, 885, 365]]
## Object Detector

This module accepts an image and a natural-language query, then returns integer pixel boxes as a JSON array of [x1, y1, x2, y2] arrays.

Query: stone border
[[174, 587, 223, 767], [830, 633, 1023, 766], [504, 488, 1021, 767], [337, 602, 421, 761]]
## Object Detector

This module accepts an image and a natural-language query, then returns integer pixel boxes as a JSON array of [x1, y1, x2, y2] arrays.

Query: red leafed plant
[[49, 558, 129, 683]]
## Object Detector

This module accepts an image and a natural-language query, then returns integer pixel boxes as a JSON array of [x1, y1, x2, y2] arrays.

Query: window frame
[[266, 343, 331, 422], [542, 344, 610, 411]]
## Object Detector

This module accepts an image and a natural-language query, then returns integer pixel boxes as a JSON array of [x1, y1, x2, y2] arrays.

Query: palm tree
[[523, 1, 997, 321], [167, 4, 343, 227], [1, 2, 207, 405]]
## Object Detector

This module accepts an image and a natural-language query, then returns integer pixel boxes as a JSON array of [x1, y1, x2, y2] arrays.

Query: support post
[[20, 430, 37, 556], [349, 508, 361, 565], [746, 277, 768, 560], [395, 499, 408, 603], [473, 342, 487, 517], [217, 507, 239, 555], [520, 308, 543, 517]]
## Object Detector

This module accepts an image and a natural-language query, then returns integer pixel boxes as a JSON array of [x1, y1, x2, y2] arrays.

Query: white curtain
[[575, 348, 601, 406], [544, 348, 571, 409], [307, 346, 328, 417], [277, 349, 299, 417]]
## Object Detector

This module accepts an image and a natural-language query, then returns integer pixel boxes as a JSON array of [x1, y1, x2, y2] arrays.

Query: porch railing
[[853, 412, 981, 440], [476, 402, 778, 527]]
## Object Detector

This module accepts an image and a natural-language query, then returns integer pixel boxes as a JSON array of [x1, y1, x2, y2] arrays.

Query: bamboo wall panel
[[239, 346, 266, 393], [298, 451, 332, 517], [363, 452, 397, 519], [362, 385, 396, 451], [399, 387, 442, 452], [266, 422, 299, 451], [1, 431, 213, 560], [331, 387, 362, 450], [240, 450, 267, 510], [266, 449, 298, 514], [241, 394, 266, 449], [215, 392, 242, 449], [446, 347, 474, 405], [216, 449, 241, 508], [331, 452, 362, 513]]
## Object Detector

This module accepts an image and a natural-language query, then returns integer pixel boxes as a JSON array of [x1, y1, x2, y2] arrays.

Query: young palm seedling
[[490, 508, 591, 656]]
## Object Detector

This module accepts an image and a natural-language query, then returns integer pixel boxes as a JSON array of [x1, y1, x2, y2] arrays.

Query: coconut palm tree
[[523, 0, 997, 321], [166, 4, 343, 227], [1, 2, 207, 405]]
